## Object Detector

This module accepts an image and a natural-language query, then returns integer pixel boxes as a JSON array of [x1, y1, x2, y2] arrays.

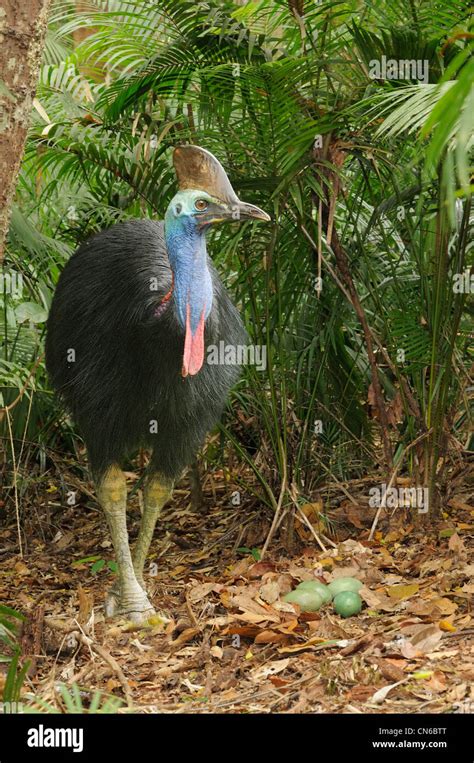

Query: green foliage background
[[1, 0, 473, 515]]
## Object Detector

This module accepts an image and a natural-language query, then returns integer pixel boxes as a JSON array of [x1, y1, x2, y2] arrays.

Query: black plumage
[[45, 219, 247, 480]]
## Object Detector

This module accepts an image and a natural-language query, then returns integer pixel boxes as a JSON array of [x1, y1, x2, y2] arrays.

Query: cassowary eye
[[194, 199, 208, 211]]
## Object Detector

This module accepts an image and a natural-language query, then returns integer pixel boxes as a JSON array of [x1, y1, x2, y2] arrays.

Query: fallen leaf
[[446, 683, 467, 703], [254, 630, 288, 644], [54, 531, 74, 550], [300, 501, 322, 518], [269, 676, 291, 689], [318, 558, 335, 570], [375, 659, 406, 683], [359, 586, 397, 611], [250, 658, 290, 682], [224, 625, 260, 638], [372, 680, 406, 704], [425, 671, 447, 693], [431, 597, 457, 615], [340, 635, 373, 656], [279, 638, 344, 654], [230, 593, 280, 623], [448, 532, 466, 555], [188, 582, 218, 603], [331, 566, 361, 579], [387, 583, 419, 600], [169, 627, 200, 648], [259, 581, 281, 604], [400, 625, 443, 657], [347, 685, 375, 701], [14, 561, 30, 576], [448, 499, 473, 512], [77, 586, 93, 625], [105, 678, 121, 692], [248, 561, 276, 579], [438, 620, 456, 633], [386, 390, 403, 426], [342, 504, 367, 530]]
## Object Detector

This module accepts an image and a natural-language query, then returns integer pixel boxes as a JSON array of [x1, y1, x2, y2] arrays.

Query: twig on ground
[[295, 505, 327, 552], [44, 617, 133, 707]]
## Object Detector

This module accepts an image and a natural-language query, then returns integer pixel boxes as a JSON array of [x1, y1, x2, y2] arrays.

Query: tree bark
[[0, 0, 51, 263]]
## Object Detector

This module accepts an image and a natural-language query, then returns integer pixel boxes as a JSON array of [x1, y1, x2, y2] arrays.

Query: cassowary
[[46, 146, 270, 622]]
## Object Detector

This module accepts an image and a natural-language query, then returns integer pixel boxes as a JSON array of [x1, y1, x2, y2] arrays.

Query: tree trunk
[[0, 0, 51, 263]]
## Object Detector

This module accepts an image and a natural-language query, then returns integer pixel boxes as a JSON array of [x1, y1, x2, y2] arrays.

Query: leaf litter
[[0, 468, 473, 714]]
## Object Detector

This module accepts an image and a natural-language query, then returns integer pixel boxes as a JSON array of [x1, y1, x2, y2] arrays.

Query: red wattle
[[182, 303, 206, 377]]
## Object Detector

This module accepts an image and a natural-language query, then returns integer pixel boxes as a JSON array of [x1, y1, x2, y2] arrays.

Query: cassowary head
[[164, 146, 270, 377], [166, 188, 270, 231], [169, 145, 270, 228]]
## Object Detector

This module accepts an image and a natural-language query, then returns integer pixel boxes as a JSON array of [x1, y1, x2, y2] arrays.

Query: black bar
[[0, 711, 471, 761]]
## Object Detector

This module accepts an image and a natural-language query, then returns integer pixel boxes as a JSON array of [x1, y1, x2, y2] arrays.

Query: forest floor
[[0, 459, 473, 714]]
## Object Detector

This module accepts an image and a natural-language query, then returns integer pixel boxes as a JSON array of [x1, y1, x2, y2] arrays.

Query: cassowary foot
[[104, 586, 155, 623], [105, 575, 146, 609]]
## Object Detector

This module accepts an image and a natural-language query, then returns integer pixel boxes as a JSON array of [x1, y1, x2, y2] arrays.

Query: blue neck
[[164, 212, 213, 333]]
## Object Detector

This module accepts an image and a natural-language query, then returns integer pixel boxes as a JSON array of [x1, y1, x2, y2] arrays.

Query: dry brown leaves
[[0, 476, 472, 714]]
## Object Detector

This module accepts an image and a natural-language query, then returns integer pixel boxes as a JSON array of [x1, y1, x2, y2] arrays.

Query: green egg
[[333, 591, 362, 617], [283, 589, 324, 612], [327, 576, 363, 597], [296, 580, 332, 604]]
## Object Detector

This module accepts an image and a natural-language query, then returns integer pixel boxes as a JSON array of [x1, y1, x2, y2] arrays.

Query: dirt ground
[[0, 461, 473, 714]]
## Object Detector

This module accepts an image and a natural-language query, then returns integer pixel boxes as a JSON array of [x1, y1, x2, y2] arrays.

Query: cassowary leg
[[133, 474, 173, 588], [97, 465, 155, 623]]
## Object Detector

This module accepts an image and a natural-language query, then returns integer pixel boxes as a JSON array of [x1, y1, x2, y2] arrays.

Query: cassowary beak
[[196, 200, 271, 227], [234, 201, 271, 222], [205, 201, 270, 225]]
